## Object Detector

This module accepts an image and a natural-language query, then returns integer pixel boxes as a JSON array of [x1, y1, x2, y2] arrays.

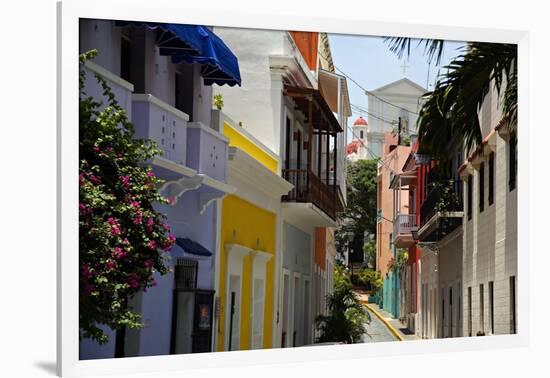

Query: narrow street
[[361, 305, 399, 343], [354, 290, 400, 343]]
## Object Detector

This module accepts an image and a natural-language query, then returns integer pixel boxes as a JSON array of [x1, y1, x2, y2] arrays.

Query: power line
[[318, 51, 420, 116], [345, 118, 399, 173], [350, 103, 397, 127]]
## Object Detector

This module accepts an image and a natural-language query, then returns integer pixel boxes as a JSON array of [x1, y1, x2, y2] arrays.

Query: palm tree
[[315, 265, 370, 343], [385, 38, 517, 159]]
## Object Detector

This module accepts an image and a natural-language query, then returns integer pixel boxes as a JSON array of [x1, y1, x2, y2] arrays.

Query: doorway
[[281, 272, 290, 347], [227, 275, 241, 351]]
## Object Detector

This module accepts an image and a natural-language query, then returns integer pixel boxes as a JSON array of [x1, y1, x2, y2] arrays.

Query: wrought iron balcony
[[418, 179, 463, 242]]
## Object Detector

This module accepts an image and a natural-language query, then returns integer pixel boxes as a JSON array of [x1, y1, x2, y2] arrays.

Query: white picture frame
[[57, 1, 530, 376]]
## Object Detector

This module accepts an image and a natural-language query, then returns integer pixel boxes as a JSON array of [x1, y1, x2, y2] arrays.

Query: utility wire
[[345, 118, 399, 173], [351, 103, 397, 127], [318, 51, 420, 116]]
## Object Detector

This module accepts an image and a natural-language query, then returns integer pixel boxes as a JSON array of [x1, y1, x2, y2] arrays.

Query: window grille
[[175, 258, 198, 289]]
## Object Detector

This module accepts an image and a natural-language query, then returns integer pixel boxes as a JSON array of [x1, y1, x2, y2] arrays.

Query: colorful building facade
[[215, 116, 292, 351], [376, 132, 411, 318], [78, 19, 241, 359], [212, 28, 349, 347]]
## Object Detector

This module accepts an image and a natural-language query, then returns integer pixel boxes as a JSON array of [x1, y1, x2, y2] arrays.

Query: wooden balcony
[[282, 168, 337, 220]]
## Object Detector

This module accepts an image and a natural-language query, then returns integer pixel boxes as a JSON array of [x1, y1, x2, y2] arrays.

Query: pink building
[[375, 132, 410, 316]]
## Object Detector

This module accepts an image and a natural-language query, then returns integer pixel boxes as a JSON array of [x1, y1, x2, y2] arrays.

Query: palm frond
[[384, 37, 445, 65], [417, 42, 518, 159]]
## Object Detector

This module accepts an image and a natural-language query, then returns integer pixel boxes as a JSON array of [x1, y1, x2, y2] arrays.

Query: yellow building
[[214, 113, 293, 351]]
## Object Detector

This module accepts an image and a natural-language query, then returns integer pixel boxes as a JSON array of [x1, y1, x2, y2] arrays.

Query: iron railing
[[393, 213, 418, 241], [420, 179, 463, 228]]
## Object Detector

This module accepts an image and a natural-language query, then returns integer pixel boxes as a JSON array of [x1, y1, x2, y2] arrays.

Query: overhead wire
[[318, 51, 421, 116]]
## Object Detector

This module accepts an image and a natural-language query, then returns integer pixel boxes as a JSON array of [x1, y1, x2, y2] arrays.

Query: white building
[[211, 28, 350, 346], [459, 83, 518, 337], [366, 78, 426, 158]]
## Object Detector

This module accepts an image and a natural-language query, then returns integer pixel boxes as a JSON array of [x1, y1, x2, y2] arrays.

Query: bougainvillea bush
[[79, 50, 175, 344]]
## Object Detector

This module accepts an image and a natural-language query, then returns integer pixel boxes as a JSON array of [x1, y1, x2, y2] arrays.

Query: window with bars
[[509, 133, 517, 191], [510, 276, 517, 334], [174, 258, 198, 289], [468, 286, 472, 336], [489, 281, 494, 334], [479, 162, 485, 213], [467, 175, 473, 220], [479, 284, 485, 334], [488, 153, 495, 206]]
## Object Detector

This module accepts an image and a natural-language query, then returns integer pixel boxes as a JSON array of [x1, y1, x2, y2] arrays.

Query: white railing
[[393, 213, 418, 240], [187, 122, 229, 182], [82, 61, 134, 118], [132, 94, 189, 166]]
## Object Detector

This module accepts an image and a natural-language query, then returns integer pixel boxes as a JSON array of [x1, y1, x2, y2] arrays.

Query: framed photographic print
[[57, 0, 529, 376]]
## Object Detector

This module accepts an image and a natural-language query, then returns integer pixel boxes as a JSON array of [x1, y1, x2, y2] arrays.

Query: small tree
[[315, 265, 370, 343], [79, 50, 175, 344]]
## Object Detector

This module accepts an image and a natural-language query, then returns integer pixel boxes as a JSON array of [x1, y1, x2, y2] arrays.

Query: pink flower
[[128, 273, 140, 289], [93, 145, 100, 153], [89, 174, 100, 184], [162, 234, 176, 251], [107, 217, 118, 225], [79, 173, 86, 186], [166, 196, 175, 205], [147, 218, 155, 227], [147, 171, 155, 178], [120, 175, 131, 189], [111, 224, 121, 236], [144, 259, 153, 269], [113, 246, 127, 260], [131, 200, 140, 208], [106, 259, 116, 270], [147, 240, 157, 250]]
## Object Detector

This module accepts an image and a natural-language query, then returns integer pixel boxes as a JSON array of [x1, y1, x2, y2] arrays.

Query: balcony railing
[[82, 61, 134, 118], [186, 122, 229, 182], [282, 169, 337, 220], [420, 179, 463, 229], [132, 94, 189, 166], [393, 213, 418, 241]]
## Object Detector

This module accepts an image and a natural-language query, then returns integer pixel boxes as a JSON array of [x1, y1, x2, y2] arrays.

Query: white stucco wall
[[211, 27, 292, 155], [366, 79, 426, 158], [462, 131, 517, 336]]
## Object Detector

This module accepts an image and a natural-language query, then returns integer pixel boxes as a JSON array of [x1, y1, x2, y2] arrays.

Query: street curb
[[361, 301, 405, 342]]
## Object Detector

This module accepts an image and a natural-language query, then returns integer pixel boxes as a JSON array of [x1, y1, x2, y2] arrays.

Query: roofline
[[371, 77, 428, 94]]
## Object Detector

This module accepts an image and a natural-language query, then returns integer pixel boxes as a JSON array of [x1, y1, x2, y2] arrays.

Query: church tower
[[352, 116, 368, 143], [346, 116, 369, 162]]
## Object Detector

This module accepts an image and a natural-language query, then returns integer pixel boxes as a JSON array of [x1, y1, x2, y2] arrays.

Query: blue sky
[[327, 34, 465, 141]]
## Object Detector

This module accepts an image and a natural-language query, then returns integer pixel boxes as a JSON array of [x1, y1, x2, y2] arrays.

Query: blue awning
[[115, 21, 241, 86], [175, 238, 213, 257]]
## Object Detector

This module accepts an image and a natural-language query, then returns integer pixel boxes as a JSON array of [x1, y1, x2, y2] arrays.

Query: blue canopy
[[115, 21, 241, 86], [175, 238, 212, 257]]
